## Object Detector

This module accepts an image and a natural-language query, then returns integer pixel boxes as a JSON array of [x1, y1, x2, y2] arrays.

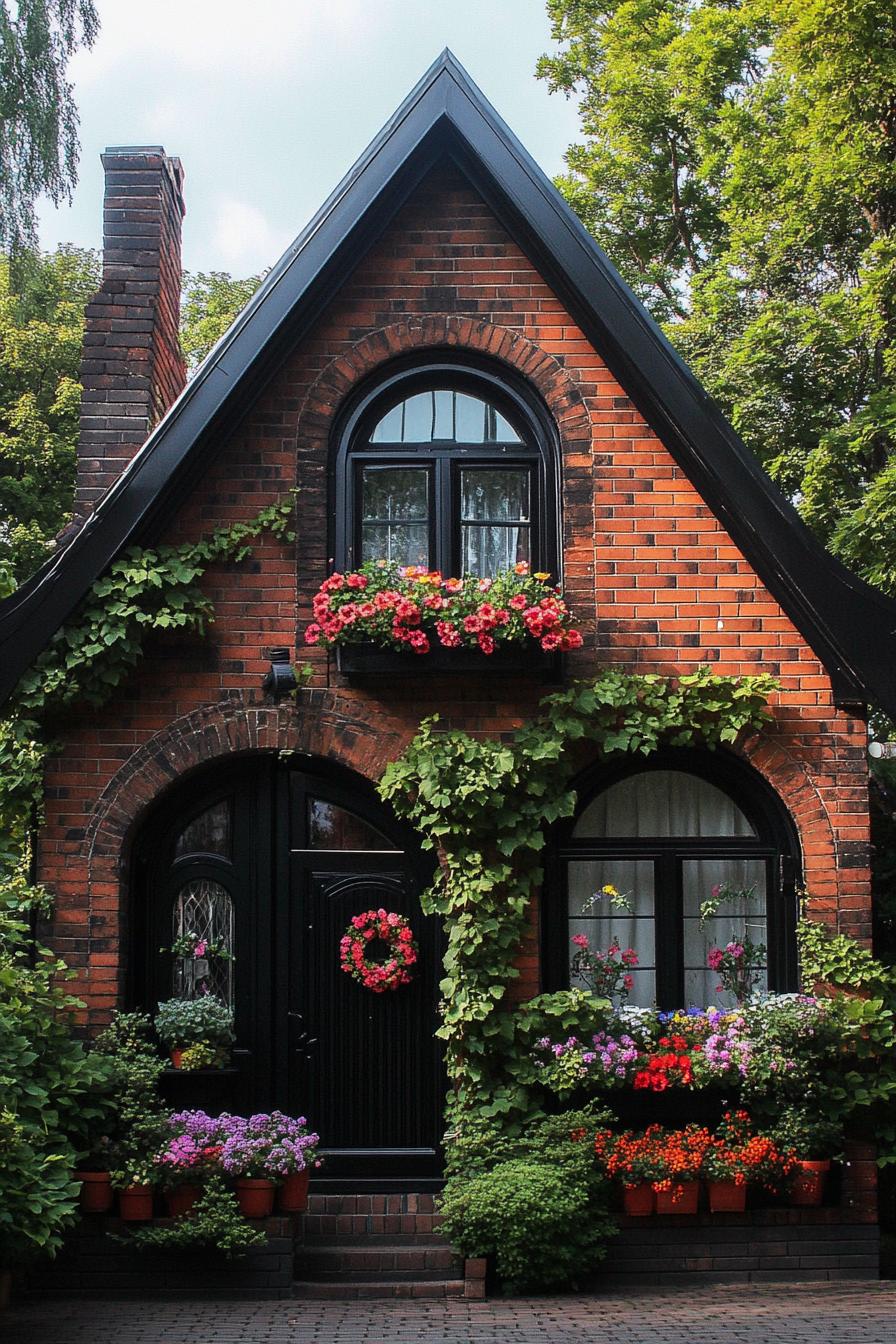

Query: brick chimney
[[75, 146, 187, 516]]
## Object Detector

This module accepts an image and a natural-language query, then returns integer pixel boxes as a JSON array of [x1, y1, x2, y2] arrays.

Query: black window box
[[336, 641, 560, 681]]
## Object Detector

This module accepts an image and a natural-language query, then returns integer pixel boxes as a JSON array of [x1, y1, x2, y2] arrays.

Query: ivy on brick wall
[[0, 499, 295, 901], [379, 668, 778, 1119]]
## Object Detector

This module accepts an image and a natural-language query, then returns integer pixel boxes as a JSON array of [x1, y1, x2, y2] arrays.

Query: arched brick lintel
[[297, 315, 592, 456], [84, 691, 413, 880], [740, 732, 840, 917]]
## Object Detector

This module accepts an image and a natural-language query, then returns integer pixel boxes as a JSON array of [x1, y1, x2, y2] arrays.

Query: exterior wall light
[[262, 647, 298, 699]]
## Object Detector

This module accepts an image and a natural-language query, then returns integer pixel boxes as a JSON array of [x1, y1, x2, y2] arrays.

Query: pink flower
[[509, 594, 527, 610], [436, 621, 461, 648], [193, 940, 207, 958], [478, 633, 496, 655], [561, 630, 584, 650], [571, 934, 589, 949], [541, 632, 562, 651], [346, 573, 367, 589], [304, 624, 322, 645]]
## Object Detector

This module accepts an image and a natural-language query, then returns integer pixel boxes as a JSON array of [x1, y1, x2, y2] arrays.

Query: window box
[[336, 641, 560, 681]]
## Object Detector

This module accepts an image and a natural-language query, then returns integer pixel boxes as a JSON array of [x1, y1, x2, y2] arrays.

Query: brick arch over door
[[84, 690, 413, 884]]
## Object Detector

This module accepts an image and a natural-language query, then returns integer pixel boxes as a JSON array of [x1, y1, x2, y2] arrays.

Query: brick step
[[296, 1242, 463, 1281], [305, 1194, 438, 1215], [292, 1279, 466, 1300], [298, 1214, 445, 1240]]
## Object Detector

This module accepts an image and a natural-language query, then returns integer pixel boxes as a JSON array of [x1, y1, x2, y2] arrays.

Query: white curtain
[[567, 771, 767, 1009]]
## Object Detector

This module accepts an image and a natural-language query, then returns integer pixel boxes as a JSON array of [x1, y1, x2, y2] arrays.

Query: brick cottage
[[1, 54, 892, 1288]]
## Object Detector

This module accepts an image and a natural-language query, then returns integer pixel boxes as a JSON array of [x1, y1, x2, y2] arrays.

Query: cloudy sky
[[36, 1, 582, 278]]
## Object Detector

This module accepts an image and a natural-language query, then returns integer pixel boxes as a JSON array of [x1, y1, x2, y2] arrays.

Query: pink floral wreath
[[339, 909, 419, 992]]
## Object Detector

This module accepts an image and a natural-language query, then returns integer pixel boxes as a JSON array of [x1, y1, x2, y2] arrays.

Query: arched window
[[548, 752, 799, 1010], [333, 360, 558, 578]]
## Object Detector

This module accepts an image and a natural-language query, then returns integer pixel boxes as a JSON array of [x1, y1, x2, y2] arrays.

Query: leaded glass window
[[172, 878, 235, 1006]]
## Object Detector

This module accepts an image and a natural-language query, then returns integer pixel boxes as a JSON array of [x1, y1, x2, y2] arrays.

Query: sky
[[36, 0, 583, 278]]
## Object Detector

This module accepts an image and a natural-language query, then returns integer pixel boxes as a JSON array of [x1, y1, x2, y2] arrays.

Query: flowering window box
[[305, 561, 581, 677]]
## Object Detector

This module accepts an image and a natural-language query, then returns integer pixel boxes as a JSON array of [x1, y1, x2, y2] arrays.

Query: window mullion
[[654, 853, 682, 1008]]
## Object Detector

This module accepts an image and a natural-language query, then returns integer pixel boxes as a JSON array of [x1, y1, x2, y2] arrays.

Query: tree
[[0, 245, 99, 583], [538, 0, 896, 592], [180, 270, 262, 372], [0, 1, 99, 256]]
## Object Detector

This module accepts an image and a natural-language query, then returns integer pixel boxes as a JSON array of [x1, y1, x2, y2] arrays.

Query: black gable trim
[[1, 50, 894, 718]]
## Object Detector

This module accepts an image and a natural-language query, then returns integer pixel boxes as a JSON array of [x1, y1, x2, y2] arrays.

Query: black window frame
[[331, 356, 560, 579], [544, 748, 801, 1010]]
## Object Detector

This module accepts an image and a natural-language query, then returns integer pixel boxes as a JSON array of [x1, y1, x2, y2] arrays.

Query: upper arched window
[[333, 361, 558, 579]]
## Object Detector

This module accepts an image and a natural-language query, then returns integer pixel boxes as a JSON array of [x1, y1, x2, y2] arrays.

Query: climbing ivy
[[0, 499, 295, 902], [379, 668, 777, 1117]]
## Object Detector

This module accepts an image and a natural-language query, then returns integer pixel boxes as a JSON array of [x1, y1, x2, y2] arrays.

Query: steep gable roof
[[1, 50, 894, 716]]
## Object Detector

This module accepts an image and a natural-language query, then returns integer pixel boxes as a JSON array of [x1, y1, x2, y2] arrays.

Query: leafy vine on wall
[[379, 668, 778, 1118], [0, 499, 295, 900]]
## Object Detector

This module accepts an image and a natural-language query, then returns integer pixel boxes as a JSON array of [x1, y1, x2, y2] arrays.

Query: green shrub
[[0, 899, 112, 1266], [91, 1011, 168, 1176], [439, 1157, 615, 1293], [123, 1178, 265, 1258]]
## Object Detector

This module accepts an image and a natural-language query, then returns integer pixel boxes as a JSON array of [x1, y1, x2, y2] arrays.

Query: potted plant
[[652, 1124, 712, 1215], [111, 1160, 157, 1221], [217, 1111, 316, 1217], [769, 1107, 842, 1206], [164, 931, 234, 1000], [702, 1111, 794, 1213], [594, 1125, 662, 1216], [153, 1110, 223, 1218], [154, 996, 234, 1070], [265, 1112, 321, 1212], [73, 1137, 115, 1215]]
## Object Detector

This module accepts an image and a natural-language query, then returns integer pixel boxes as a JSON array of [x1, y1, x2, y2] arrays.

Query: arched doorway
[[545, 749, 801, 1010], [132, 754, 443, 1187]]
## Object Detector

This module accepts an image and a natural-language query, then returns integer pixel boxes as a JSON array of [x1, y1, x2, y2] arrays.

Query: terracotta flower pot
[[622, 1182, 654, 1216], [235, 1178, 275, 1218], [654, 1181, 700, 1215], [707, 1178, 746, 1213], [791, 1159, 830, 1207], [75, 1170, 114, 1214], [164, 1184, 201, 1218], [118, 1184, 154, 1221], [277, 1168, 311, 1213]]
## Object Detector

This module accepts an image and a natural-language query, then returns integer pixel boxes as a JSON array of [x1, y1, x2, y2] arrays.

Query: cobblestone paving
[[4, 1283, 896, 1344]]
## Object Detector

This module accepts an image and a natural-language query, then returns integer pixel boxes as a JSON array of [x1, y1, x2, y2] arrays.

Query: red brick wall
[[38, 162, 870, 1032]]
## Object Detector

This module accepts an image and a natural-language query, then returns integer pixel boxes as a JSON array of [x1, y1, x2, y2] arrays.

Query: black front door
[[280, 772, 444, 1186], [136, 756, 444, 1188]]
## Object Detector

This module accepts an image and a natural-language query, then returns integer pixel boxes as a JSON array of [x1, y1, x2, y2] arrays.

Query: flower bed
[[304, 562, 583, 658]]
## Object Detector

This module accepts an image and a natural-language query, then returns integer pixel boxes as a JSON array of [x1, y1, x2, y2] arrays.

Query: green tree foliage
[[538, 0, 896, 590], [0, 1, 99, 255], [180, 270, 262, 372], [0, 246, 99, 583]]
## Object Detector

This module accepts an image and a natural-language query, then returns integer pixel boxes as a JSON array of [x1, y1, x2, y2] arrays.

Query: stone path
[[5, 1282, 895, 1343]]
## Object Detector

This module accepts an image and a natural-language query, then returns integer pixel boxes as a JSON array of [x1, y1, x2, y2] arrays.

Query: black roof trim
[[1, 50, 894, 716]]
